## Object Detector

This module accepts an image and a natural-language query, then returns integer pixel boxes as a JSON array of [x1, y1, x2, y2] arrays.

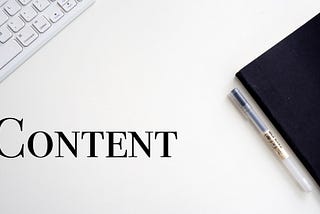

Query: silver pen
[[229, 88, 312, 192]]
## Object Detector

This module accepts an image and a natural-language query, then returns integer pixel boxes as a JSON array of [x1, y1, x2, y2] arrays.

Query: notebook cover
[[236, 13, 320, 186]]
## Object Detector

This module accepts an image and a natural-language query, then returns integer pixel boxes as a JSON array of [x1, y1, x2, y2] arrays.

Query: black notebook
[[236, 13, 320, 186]]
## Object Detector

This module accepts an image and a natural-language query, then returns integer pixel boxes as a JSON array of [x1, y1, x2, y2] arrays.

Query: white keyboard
[[0, 0, 94, 82]]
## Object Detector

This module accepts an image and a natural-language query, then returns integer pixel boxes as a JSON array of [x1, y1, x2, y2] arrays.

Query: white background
[[1, 0, 320, 213]]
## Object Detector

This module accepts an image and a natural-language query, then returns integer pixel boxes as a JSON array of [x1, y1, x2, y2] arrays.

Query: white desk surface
[[1, 0, 320, 213]]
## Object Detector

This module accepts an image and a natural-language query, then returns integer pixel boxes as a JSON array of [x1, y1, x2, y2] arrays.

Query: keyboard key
[[57, 0, 68, 6], [32, 16, 51, 33], [0, 26, 12, 43], [47, 6, 63, 23], [0, 0, 8, 6], [60, 0, 76, 12], [0, 0, 92, 82], [17, 26, 38, 46], [7, 16, 24, 32], [20, 6, 37, 22], [33, 0, 50, 12], [17, 0, 31, 5], [4, 0, 21, 16], [0, 40, 22, 69], [0, 10, 8, 26]]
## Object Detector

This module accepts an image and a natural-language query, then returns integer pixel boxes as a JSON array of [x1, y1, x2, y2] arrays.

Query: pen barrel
[[282, 157, 313, 192], [263, 130, 312, 192], [263, 130, 289, 160], [230, 88, 312, 192]]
